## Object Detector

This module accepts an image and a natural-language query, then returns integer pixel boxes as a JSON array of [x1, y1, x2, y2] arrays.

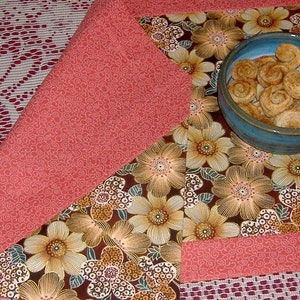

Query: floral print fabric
[[1, 3, 300, 300]]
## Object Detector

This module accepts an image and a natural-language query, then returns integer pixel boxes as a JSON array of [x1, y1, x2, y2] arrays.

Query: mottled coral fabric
[[181, 232, 300, 282], [0, 0, 192, 251]]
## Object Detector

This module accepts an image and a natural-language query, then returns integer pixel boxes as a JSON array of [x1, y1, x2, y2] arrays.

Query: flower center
[[288, 160, 300, 176], [180, 62, 195, 74], [148, 208, 169, 225], [46, 239, 67, 257], [194, 222, 216, 240], [197, 140, 216, 156], [190, 99, 203, 115], [150, 157, 171, 176], [232, 182, 254, 201], [151, 31, 165, 41], [247, 147, 268, 162], [209, 32, 226, 46], [257, 15, 273, 27], [95, 191, 111, 204], [103, 265, 119, 280]]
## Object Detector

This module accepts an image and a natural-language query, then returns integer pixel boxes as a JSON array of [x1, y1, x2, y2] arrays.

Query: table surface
[[0, 1, 300, 299]]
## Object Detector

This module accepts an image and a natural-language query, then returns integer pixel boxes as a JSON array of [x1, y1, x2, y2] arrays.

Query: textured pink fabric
[[181, 233, 300, 282], [125, 0, 300, 16], [0, 0, 191, 252]]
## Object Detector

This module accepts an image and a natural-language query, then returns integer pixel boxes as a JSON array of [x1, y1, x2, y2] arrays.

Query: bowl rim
[[218, 32, 300, 136]]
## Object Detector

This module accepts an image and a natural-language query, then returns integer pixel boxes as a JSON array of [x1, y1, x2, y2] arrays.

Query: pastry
[[275, 43, 300, 70], [231, 59, 258, 80], [259, 84, 294, 118], [240, 102, 274, 125], [274, 109, 300, 128], [283, 69, 300, 99], [254, 55, 276, 68], [228, 79, 257, 104], [257, 62, 289, 87], [227, 43, 300, 128]]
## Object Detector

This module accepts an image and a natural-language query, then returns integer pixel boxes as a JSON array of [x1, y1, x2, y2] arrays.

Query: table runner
[[0, 0, 296, 298], [0, 0, 191, 250]]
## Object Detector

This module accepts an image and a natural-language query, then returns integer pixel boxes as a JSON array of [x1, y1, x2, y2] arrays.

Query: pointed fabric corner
[[0, 0, 191, 252]]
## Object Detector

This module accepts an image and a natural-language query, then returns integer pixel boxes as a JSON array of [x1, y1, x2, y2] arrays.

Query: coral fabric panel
[[125, 0, 300, 15], [181, 233, 300, 282], [0, 0, 191, 252]]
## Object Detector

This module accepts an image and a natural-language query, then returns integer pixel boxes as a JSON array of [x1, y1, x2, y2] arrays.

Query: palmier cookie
[[228, 79, 257, 104], [231, 59, 258, 80], [254, 55, 276, 68], [283, 69, 300, 99], [275, 43, 300, 70], [274, 110, 300, 128], [259, 83, 294, 118], [240, 102, 274, 125], [257, 62, 289, 87]]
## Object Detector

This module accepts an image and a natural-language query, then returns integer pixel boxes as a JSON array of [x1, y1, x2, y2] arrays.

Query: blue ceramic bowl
[[218, 32, 300, 154]]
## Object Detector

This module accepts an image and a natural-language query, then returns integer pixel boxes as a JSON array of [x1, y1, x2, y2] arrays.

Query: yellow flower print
[[180, 173, 203, 208], [228, 132, 274, 177], [166, 12, 207, 24], [269, 154, 300, 188], [277, 222, 299, 234], [290, 11, 300, 34], [240, 209, 281, 236], [241, 7, 292, 35], [104, 220, 151, 263], [183, 202, 240, 241], [142, 17, 184, 52], [19, 272, 79, 300], [168, 46, 215, 87], [132, 256, 177, 300], [192, 20, 243, 60], [212, 166, 275, 220], [0, 249, 29, 299], [66, 212, 108, 247], [241, 208, 299, 236], [132, 282, 176, 300], [171, 87, 219, 144], [290, 23, 300, 34], [77, 175, 132, 222], [24, 221, 87, 279], [207, 9, 245, 26], [187, 121, 234, 172], [160, 231, 182, 280], [279, 188, 300, 226], [127, 192, 184, 245], [131, 139, 186, 197], [171, 119, 190, 145], [188, 87, 219, 129], [81, 246, 142, 299]]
